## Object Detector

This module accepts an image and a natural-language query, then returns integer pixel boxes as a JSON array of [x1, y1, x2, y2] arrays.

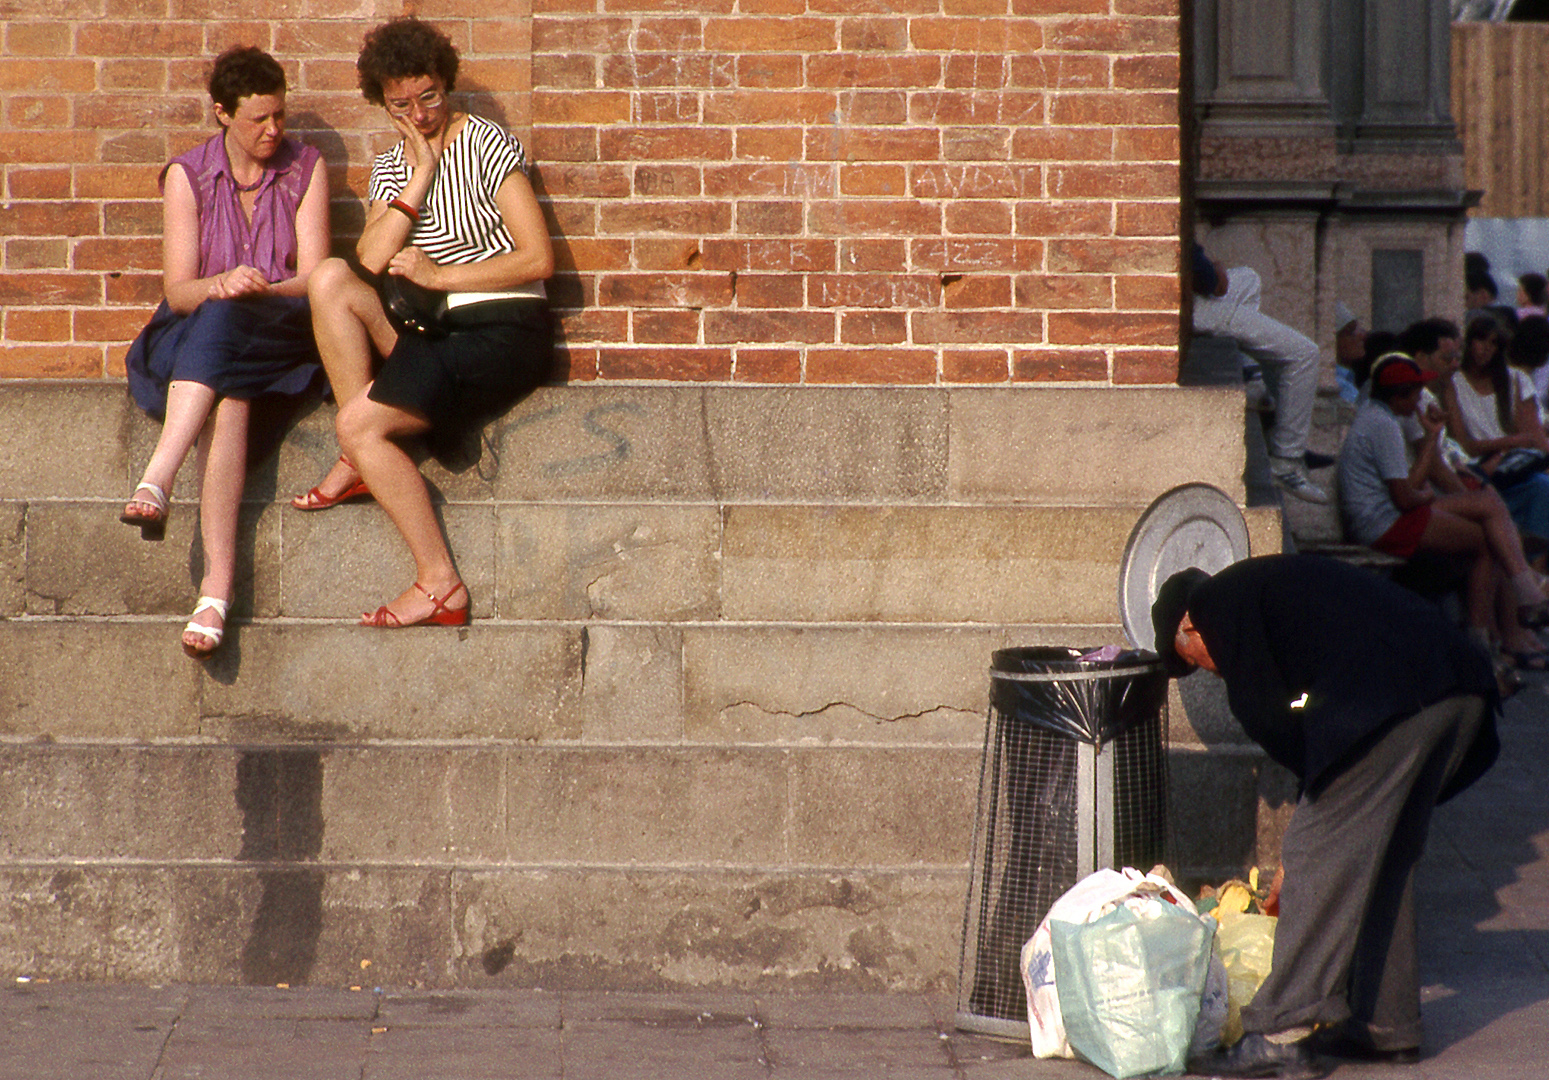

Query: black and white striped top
[[368, 113, 529, 266]]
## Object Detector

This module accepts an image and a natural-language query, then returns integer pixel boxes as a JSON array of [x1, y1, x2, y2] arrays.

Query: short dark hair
[[1509, 315, 1549, 371], [1398, 317, 1461, 359], [1466, 269, 1499, 300], [208, 46, 286, 115], [1522, 273, 1549, 307], [356, 18, 459, 106]]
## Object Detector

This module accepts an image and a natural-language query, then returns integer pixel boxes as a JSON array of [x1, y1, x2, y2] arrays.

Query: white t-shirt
[[1338, 399, 1411, 545], [1448, 367, 1539, 447]]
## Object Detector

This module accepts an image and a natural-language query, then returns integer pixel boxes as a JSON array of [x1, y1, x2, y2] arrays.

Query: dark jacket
[[1188, 554, 1499, 799]]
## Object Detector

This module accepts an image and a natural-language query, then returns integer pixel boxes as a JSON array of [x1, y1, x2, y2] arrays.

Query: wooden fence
[[1453, 22, 1549, 217]]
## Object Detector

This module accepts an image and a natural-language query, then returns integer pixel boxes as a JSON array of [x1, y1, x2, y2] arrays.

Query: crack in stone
[[723, 700, 957, 725]]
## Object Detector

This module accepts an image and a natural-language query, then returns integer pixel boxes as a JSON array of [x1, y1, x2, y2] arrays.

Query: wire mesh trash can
[[955, 646, 1169, 1040]]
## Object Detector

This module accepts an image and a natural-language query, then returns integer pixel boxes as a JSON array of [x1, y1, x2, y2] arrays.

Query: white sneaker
[[1271, 460, 1329, 504]]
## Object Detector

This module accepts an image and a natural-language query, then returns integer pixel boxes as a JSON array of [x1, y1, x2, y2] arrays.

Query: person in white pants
[[1194, 259, 1327, 503]]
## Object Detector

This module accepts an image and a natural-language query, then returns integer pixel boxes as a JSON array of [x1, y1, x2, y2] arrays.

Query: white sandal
[[183, 596, 229, 659], [120, 481, 169, 541]]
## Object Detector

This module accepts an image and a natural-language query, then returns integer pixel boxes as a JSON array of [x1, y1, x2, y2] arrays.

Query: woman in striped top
[[298, 17, 554, 628]]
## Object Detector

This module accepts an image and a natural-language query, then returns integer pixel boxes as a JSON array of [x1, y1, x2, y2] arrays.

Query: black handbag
[[1488, 447, 1549, 488], [380, 273, 450, 338]]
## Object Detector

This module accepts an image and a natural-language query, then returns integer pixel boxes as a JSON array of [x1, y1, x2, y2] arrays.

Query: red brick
[[842, 17, 909, 50], [943, 348, 1010, 382], [1013, 0, 1109, 11], [532, 15, 631, 51], [704, 309, 835, 345], [705, 163, 835, 198], [600, 127, 734, 163], [1010, 54, 1111, 90], [76, 21, 203, 57], [602, 52, 735, 90], [204, 22, 276, 54], [912, 237, 1042, 273], [274, 19, 375, 54], [1050, 163, 1178, 200], [75, 307, 153, 341], [737, 201, 802, 234], [1015, 273, 1113, 310], [597, 272, 735, 308], [533, 90, 630, 124], [1115, 126, 1180, 162], [5, 309, 70, 342], [807, 347, 935, 384], [810, 273, 937, 309], [808, 200, 941, 237], [838, 90, 907, 125], [736, 0, 806, 13], [598, 201, 731, 236], [841, 311, 908, 345], [0, 130, 97, 166], [558, 307, 629, 343], [5, 22, 72, 54], [705, 17, 835, 51], [811, 123, 941, 161], [1047, 310, 1177, 347], [737, 54, 803, 88], [944, 55, 1011, 90], [634, 165, 702, 197], [735, 274, 804, 308], [1048, 237, 1177, 275], [0, 345, 102, 378], [1115, 274, 1181, 310], [840, 239, 907, 273], [910, 17, 1042, 52], [635, 16, 703, 51], [913, 164, 1021, 199], [74, 238, 160, 272], [806, 54, 940, 90], [103, 202, 162, 236], [734, 127, 804, 160], [533, 54, 596, 90], [467, 19, 534, 55], [632, 309, 701, 344], [597, 347, 732, 381], [1013, 348, 1108, 381], [100, 59, 168, 92], [545, 274, 590, 310], [705, 90, 837, 126], [810, 0, 936, 12], [913, 310, 1043, 345], [554, 238, 633, 273], [1012, 127, 1114, 162], [1041, 16, 1178, 53], [606, 0, 736, 12], [1113, 348, 1181, 384], [555, 345, 599, 382], [942, 274, 1012, 308], [945, 202, 1013, 235], [909, 90, 1044, 126], [0, 59, 96, 93], [532, 126, 599, 162], [105, 272, 162, 304], [1017, 200, 1112, 237], [4, 239, 68, 269], [1115, 53, 1180, 90], [1050, 91, 1177, 127], [7, 95, 71, 129], [635, 239, 704, 271], [700, 238, 836, 272], [945, 126, 1012, 161], [536, 163, 632, 199], [634, 92, 701, 124], [0, 202, 98, 237], [733, 347, 801, 382], [535, 0, 594, 12], [841, 164, 907, 197], [77, 94, 205, 130], [7, 168, 72, 199], [1116, 201, 1181, 236], [1116, 0, 1182, 13]]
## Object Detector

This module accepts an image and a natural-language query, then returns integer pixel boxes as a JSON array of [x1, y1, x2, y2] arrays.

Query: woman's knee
[[307, 257, 355, 303]]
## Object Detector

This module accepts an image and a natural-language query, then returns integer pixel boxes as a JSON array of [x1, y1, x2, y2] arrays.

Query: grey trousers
[[1240, 694, 1489, 1050]]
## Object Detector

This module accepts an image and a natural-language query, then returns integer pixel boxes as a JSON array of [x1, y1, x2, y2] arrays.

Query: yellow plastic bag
[[1214, 912, 1276, 1046]]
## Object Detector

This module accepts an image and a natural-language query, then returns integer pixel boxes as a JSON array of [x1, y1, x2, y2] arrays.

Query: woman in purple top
[[120, 46, 330, 659]]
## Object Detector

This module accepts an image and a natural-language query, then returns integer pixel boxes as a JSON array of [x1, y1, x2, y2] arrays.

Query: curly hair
[[356, 18, 459, 106], [208, 46, 286, 115]]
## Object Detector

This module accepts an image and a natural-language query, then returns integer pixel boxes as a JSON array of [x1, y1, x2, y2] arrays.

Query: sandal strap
[[413, 580, 467, 618], [129, 481, 168, 510]]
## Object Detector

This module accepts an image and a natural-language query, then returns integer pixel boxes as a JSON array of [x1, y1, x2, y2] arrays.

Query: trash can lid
[[1118, 483, 1249, 653]]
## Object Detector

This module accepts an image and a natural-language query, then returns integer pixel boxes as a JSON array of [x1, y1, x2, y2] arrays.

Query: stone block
[[0, 867, 180, 981], [197, 625, 583, 743], [946, 387, 1246, 504], [0, 746, 239, 861], [495, 505, 721, 621], [319, 749, 505, 864], [0, 622, 202, 739], [787, 748, 980, 866], [488, 387, 714, 502], [721, 505, 1135, 624], [579, 625, 685, 743], [279, 505, 497, 619], [451, 868, 965, 991], [503, 747, 790, 866], [682, 625, 990, 746], [0, 502, 24, 616], [26, 502, 280, 617], [0, 383, 137, 499], [704, 387, 949, 501]]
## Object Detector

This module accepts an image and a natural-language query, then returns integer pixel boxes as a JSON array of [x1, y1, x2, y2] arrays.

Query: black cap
[[1151, 567, 1211, 677]]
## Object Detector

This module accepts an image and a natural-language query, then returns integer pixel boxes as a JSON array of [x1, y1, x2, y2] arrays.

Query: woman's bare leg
[[131, 380, 218, 506], [1416, 510, 1495, 631], [184, 395, 249, 651]]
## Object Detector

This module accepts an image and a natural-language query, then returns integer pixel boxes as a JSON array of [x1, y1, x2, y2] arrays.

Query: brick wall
[[1, 0, 1181, 387]]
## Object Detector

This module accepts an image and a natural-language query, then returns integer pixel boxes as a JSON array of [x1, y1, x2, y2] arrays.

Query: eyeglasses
[[386, 89, 446, 115]]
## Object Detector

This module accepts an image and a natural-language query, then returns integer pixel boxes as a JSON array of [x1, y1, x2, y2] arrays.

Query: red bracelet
[[388, 198, 420, 223]]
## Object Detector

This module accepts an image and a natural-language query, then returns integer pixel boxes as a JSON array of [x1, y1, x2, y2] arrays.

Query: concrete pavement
[[3, 678, 1548, 1080]]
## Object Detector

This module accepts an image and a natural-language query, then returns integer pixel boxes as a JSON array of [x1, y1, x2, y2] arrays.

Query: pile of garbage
[[1019, 865, 1280, 1079]]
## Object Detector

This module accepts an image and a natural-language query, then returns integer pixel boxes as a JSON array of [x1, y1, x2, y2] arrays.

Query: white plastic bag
[[1021, 867, 1226, 1066]]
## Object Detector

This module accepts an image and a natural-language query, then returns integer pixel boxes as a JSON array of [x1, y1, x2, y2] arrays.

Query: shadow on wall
[[236, 749, 325, 986]]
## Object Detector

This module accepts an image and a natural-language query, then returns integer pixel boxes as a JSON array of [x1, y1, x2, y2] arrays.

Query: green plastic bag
[[1214, 913, 1277, 1046], [1050, 898, 1216, 1078]]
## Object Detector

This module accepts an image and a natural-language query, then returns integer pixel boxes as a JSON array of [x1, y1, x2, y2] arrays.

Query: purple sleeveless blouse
[[160, 133, 320, 283]]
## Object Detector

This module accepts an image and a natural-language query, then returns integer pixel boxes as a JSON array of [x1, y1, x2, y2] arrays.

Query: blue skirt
[[125, 296, 323, 422]]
